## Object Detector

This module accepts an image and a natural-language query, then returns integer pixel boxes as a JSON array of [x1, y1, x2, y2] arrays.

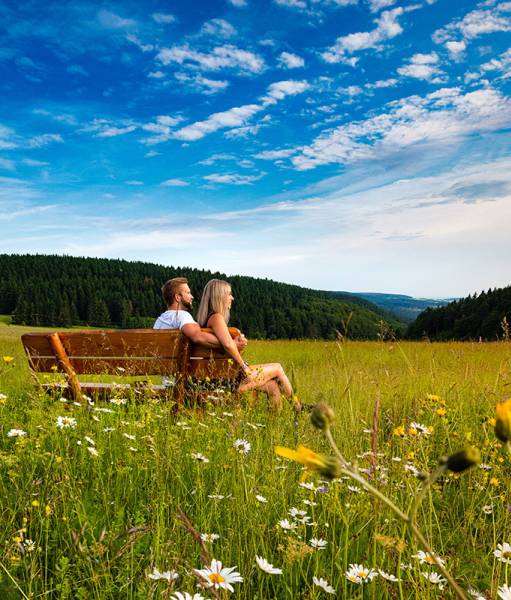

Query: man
[[154, 277, 247, 351]]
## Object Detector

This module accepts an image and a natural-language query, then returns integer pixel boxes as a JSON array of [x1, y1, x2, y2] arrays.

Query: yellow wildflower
[[495, 399, 511, 442], [31, 500, 39, 507], [437, 408, 447, 417], [490, 477, 500, 487], [393, 425, 406, 437], [408, 427, 418, 436], [488, 417, 496, 427], [275, 445, 341, 480], [406, 451, 415, 461], [427, 394, 441, 402], [2, 356, 14, 363]]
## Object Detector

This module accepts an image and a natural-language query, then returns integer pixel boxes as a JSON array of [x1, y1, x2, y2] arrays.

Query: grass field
[[1, 320, 511, 599]]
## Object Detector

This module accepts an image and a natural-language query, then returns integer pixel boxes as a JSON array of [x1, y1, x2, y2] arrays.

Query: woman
[[196, 279, 298, 410]]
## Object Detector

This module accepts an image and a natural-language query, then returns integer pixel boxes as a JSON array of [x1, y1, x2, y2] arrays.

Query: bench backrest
[[21, 328, 241, 379]]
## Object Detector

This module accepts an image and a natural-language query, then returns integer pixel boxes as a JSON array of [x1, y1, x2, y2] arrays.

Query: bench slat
[[29, 356, 180, 376]]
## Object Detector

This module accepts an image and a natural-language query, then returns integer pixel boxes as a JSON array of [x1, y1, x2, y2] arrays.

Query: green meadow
[[1, 318, 511, 599]]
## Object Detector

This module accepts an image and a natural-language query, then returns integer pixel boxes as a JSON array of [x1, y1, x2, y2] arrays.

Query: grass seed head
[[310, 403, 335, 430]]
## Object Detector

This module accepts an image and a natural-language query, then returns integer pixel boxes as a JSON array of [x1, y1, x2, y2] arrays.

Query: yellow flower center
[[503, 551, 511, 559], [208, 573, 225, 584], [425, 556, 436, 565]]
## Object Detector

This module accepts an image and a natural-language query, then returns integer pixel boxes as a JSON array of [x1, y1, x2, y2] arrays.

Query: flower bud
[[317, 456, 342, 480], [442, 447, 480, 473], [310, 403, 335, 430], [495, 399, 511, 442]]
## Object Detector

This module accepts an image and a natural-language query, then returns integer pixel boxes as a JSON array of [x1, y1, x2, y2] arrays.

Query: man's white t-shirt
[[153, 310, 197, 330]]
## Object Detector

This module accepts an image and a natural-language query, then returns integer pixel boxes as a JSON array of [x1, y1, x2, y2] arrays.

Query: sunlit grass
[[1, 320, 511, 598]]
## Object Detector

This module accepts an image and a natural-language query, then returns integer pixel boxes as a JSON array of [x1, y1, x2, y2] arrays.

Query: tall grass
[[1, 320, 510, 598]]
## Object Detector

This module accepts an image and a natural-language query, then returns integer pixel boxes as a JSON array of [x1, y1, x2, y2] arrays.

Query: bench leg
[[47, 333, 84, 403]]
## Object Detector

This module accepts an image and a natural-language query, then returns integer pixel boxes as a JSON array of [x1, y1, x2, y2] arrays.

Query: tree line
[[407, 286, 511, 340], [0, 254, 404, 340]]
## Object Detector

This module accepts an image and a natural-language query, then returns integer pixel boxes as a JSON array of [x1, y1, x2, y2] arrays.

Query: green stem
[[409, 464, 447, 524], [324, 428, 469, 600]]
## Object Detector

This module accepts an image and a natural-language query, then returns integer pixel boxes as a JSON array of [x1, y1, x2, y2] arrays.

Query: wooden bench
[[21, 328, 242, 405]]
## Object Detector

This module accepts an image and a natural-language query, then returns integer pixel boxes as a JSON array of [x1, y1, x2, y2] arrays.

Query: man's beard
[[181, 299, 192, 311]]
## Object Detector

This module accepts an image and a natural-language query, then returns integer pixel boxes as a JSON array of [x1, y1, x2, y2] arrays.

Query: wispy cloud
[[97, 9, 136, 29], [81, 119, 137, 138], [321, 6, 419, 65], [433, 4, 511, 45], [157, 44, 265, 75], [161, 178, 189, 186], [203, 172, 265, 185], [278, 51, 305, 68], [288, 87, 511, 170], [397, 52, 444, 82], [28, 133, 64, 148]]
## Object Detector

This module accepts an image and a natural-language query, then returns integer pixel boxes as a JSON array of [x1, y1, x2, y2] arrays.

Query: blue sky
[[1, 0, 510, 297]]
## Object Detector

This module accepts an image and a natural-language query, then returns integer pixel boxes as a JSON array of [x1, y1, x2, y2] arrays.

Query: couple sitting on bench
[[154, 277, 299, 411]]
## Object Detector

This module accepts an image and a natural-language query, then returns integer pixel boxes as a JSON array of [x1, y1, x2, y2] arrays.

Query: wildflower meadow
[[1, 320, 511, 599]]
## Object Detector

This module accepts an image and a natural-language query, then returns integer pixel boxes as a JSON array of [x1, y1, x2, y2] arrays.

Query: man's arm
[[181, 323, 247, 351]]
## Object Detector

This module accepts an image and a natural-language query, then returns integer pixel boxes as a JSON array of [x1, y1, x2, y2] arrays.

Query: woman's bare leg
[[239, 363, 293, 397], [258, 379, 282, 411]]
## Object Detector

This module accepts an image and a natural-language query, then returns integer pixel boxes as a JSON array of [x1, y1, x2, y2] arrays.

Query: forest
[[407, 285, 511, 340], [0, 254, 404, 340]]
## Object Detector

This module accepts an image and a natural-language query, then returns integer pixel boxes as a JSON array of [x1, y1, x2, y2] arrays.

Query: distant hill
[[0, 254, 405, 340], [407, 286, 511, 340], [330, 292, 455, 323]]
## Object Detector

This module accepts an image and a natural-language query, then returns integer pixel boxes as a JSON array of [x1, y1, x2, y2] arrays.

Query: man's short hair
[[162, 277, 188, 306]]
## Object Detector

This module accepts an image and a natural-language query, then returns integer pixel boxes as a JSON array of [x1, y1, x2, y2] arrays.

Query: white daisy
[[413, 550, 445, 567], [482, 505, 493, 515], [468, 588, 487, 600], [255, 494, 268, 503], [208, 494, 225, 500], [278, 519, 297, 531], [410, 422, 432, 435], [191, 452, 209, 463], [123, 433, 136, 440], [103, 427, 115, 433], [422, 571, 446, 590], [378, 569, 400, 582], [234, 438, 251, 454], [147, 567, 179, 582], [313, 576, 335, 594], [347, 485, 361, 493], [310, 538, 327, 550], [255, 555, 283, 575], [200, 533, 220, 542], [56, 416, 77, 429], [194, 559, 243, 592], [299, 482, 316, 491], [24, 539, 36, 552], [498, 584, 511, 600], [303, 499, 317, 507], [346, 564, 377, 584], [110, 398, 127, 405], [87, 446, 99, 457], [171, 593, 205, 600], [494, 542, 511, 564], [7, 429, 27, 437], [84, 435, 95, 446]]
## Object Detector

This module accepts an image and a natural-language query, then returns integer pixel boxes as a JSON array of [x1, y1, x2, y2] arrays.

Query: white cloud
[[433, 7, 511, 44], [28, 133, 64, 147], [67, 64, 89, 76], [262, 79, 309, 103], [171, 79, 308, 142], [97, 9, 135, 29], [81, 120, 136, 138], [204, 173, 265, 185], [173, 104, 263, 141], [445, 40, 466, 61], [125, 180, 143, 185], [228, 0, 248, 6], [22, 158, 49, 166], [148, 70, 165, 79], [126, 34, 154, 53], [321, 6, 418, 65], [288, 86, 511, 170], [368, 77, 398, 88], [200, 18, 237, 38], [0, 124, 17, 149], [368, 0, 396, 12], [157, 44, 265, 74], [278, 51, 305, 68], [152, 12, 176, 24], [141, 115, 184, 145], [255, 148, 295, 160], [480, 47, 511, 77], [161, 178, 189, 186], [397, 52, 443, 81], [174, 72, 229, 95]]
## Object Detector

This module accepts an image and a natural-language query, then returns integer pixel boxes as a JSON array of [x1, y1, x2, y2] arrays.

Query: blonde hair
[[196, 279, 231, 326]]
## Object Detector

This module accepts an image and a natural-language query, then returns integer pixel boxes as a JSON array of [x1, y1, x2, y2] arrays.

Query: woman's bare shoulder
[[207, 312, 226, 327]]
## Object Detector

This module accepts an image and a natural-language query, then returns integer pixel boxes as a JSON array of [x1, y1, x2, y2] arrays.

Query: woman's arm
[[208, 313, 248, 373]]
